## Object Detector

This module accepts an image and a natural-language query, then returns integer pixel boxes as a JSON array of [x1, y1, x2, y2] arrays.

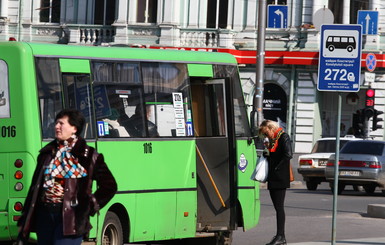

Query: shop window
[[137, 0, 157, 23], [40, 0, 61, 23]]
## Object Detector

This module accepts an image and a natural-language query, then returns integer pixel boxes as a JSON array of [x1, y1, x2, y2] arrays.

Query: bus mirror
[[250, 110, 258, 136]]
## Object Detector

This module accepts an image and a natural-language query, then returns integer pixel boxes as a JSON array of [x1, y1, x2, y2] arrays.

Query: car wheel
[[102, 211, 123, 245], [330, 182, 345, 195], [363, 184, 376, 194], [306, 181, 318, 191], [353, 185, 361, 191]]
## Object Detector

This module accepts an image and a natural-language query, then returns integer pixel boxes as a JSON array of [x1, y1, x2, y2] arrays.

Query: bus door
[[191, 78, 235, 232]]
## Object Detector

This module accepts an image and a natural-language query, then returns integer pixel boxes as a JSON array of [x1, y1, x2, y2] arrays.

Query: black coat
[[266, 132, 293, 189], [18, 137, 117, 239]]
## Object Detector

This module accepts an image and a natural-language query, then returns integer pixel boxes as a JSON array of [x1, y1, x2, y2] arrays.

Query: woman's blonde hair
[[258, 120, 279, 137]]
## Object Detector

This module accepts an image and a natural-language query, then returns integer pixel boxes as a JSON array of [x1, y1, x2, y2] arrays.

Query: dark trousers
[[36, 205, 83, 245], [269, 188, 286, 236]]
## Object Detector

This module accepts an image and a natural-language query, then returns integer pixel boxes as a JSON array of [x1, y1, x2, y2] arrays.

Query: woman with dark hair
[[17, 109, 117, 245], [259, 120, 292, 245]]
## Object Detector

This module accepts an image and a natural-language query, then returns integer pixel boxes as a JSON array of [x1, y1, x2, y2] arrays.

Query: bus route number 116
[[324, 68, 355, 82]]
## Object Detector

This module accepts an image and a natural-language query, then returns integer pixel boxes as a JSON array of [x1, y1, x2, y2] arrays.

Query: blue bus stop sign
[[357, 10, 378, 35], [317, 25, 362, 92], [267, 5, 288, 28]]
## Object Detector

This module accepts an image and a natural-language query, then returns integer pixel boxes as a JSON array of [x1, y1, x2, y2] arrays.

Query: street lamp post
[[255, 0, 267, 126]]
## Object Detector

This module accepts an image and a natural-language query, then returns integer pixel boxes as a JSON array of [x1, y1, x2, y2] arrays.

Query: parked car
[[297, 136, 362, 190], [325, 140, 385, 195]]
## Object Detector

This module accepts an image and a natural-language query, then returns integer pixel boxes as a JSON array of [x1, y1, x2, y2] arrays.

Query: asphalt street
[[232, 180, 385, 245]]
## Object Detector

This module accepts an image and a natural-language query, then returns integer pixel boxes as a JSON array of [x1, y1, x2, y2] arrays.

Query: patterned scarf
[[43, 135, 87, 188], [269, 128, 284, 153]]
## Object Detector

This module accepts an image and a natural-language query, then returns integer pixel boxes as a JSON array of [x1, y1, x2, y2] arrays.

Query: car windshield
[[340, 141, 384, 155], [311, 140, 350, 153]]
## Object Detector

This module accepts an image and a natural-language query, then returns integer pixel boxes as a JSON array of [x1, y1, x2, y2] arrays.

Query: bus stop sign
[[317, 24, 362, 92]]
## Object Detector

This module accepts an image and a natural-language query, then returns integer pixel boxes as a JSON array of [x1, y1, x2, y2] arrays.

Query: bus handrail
[[196, 145, 226, 208]]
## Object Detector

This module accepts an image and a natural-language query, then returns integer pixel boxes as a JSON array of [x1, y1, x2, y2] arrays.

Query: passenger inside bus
[[122, 104, 159, 138], [103, 108, 130, 137]]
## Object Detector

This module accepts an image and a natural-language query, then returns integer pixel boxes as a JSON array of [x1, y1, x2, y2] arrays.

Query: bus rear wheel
[[215, 231, 232, 245], [102, 211, 123, 245]]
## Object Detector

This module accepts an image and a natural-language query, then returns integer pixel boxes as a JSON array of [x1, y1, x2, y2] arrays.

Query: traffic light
[[363, 107, 375, 119], [366, 89, 375, 108], [353, 109, 365, 137], [372, 109, 384, 131], [364, 89, 376, 119]]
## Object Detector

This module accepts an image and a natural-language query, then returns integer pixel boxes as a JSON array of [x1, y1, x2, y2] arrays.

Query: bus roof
[[0, 42, 238, 65]]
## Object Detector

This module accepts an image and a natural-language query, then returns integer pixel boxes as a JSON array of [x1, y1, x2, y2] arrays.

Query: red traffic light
[[366, 89, 375, 98]]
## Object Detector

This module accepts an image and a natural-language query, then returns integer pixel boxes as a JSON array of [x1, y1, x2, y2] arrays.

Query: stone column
[[0, 0, 8, 18], [198, 0, 208, 28], [244, 0, 256, 30], [159, 0, 181, 46], [342, 0, 350, 24], [232, 0, 244, 31], [127, 0, 137, 25], [186, 0, 199, 28], [113, 0, 129, 44], [226, 0, 234, 29]]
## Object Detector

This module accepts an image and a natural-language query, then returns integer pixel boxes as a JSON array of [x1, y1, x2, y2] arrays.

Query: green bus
[[0, 42, 260, 244]]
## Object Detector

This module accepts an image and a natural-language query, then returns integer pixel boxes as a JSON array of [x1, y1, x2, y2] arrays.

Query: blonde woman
[[259, 120, 292, 245]]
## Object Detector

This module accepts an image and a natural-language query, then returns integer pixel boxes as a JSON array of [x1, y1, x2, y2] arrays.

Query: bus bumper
[[0, 211, 11, 241]]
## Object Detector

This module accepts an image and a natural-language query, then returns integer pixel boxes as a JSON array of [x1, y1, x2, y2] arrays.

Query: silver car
[[297, 136, 361, 191], [325, 140, 385, 195]]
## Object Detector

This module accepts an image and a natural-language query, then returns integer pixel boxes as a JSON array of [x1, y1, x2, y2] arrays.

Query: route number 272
[[324, 68, 348, 81]]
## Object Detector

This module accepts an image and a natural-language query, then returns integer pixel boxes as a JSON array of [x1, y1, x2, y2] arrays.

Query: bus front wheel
[[102, 211, 123, 245]]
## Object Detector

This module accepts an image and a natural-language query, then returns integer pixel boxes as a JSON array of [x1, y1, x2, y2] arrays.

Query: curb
[[367, 204, 385, 219], [259, 181, 303, 189]]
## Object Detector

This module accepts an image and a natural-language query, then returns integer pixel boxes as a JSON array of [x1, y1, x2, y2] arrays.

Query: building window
[[40, 0, 61, 23], [329, 0, 368, 24], [267, 0, 287, 4], [137, 0, 157, 23], [94, 0, 116, 25], [207, 0, 228, 28]]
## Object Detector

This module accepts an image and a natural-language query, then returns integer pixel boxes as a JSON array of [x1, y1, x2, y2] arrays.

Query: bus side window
[[62, 73, 95, 139], [91, 61, 143, 138], [142, 62, 191, 137], [0, 60, 10, 119], [36, 58, 63, 139]]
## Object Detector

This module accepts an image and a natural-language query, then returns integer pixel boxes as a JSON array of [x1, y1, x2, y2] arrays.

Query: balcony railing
[[65, 25, 115, 45], [180, 29, 218, 47]]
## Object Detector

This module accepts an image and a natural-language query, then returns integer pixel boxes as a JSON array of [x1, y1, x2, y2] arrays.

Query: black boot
[[266, 235, 287, 245]]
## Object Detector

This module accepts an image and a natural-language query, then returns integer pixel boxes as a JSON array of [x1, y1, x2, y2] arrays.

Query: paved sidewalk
[[289, 237, 385, 244]]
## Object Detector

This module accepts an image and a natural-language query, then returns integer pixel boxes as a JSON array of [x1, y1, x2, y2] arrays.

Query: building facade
[[1, 0, 384, 153]]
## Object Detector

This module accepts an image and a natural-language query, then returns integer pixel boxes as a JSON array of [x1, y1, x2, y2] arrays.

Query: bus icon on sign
[[326, 36, 356, 52], [322, 29, 360, 58]]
